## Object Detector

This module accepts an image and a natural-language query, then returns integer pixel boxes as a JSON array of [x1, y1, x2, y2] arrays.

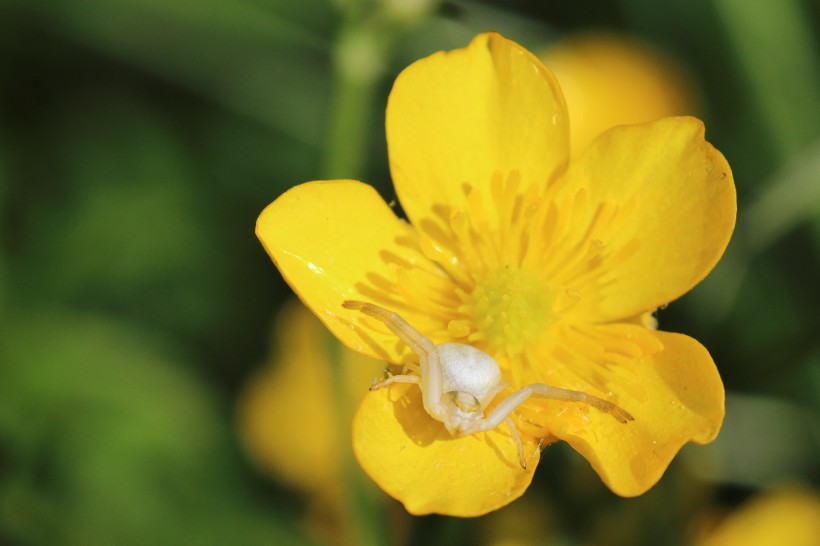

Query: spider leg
[[343, 301, 445, 421], [479, 381, 509, 411], [527, 384, 634, 423], [401, 362, 421, 376], [342, 301, 434, 355], [477, 383, 633, 434], [504, 417, 527, 469], [473, 388, 533, 432], [370, 374, 420, 390], [461, 393, 530, 468]]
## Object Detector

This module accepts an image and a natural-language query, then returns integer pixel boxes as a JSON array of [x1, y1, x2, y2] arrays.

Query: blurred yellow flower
[[236, 300, 384, 542], [695, 487, 820, 546], [542, 32, 696, 155], [257, 32, 735, 516]]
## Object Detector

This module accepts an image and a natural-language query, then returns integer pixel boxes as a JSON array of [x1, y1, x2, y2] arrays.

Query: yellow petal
[[556, 117, 736, 322], [696, 487, 820, 546], [549, 329, 724, 496], [387, 32, 569, 228], [236, 303, 336, 491], [352, 385, 539, 516], [236, 300, 384, 493], [256, 180, 445, 363]]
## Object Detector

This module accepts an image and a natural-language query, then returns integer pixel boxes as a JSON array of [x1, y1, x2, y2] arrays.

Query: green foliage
[[14, 98, 223, 335], [0, 150, 6, 311], [0, 307, 314, 546]]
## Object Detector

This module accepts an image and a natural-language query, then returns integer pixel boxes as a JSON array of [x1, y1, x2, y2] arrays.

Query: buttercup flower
[[695, 487, 820, 546], [237, 300, 384, 543], [257, 33, 736, 516]]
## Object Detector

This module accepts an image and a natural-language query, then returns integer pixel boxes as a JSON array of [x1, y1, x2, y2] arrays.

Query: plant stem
[[325, 331, 389, 546], [321, 25, 385, 180]]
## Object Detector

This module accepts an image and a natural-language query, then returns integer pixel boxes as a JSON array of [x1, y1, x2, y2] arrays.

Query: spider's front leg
[[471, 383, 634, 468], [342, 301, 446, 421], [527, 384, 634, 424], [479, 383, 633, 432]]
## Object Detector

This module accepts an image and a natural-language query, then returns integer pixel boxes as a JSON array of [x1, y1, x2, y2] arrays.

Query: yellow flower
[[257, 33, 736, 516], [695, 487, 820, 546], [236, 300, 385, 543], [541, 32, 696, 155]]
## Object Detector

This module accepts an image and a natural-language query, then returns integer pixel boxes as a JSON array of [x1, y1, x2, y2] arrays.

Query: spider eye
[[447, 391, 481, 412]]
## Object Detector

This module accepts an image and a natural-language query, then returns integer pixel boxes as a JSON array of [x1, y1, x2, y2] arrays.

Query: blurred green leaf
[[0, 306, 315, 546], [684, 393, 819, 488], [741, 141, 820, 254], [0, 148, 6, 312], [689, 140, 820, 323], [3, 0, 336, 146], [714, 0, 820, 161], [805, 354, 820, 449], [11, 95, 230, 339], [200, 111, 316, 201]]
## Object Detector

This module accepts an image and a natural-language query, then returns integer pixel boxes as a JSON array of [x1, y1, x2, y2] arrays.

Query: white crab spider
[[343, 300, 634, 469]]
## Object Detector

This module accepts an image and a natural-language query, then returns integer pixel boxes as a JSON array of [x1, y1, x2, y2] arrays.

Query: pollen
[[466, 267, 556, 355]]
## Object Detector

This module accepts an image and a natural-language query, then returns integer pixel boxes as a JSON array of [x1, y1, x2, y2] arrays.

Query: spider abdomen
[[437, 343, 502, 403]]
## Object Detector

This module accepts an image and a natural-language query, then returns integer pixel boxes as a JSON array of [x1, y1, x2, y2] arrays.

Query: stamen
[[467, 267, 555, 355]]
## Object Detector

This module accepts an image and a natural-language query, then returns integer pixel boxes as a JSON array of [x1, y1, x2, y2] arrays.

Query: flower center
[[467, 267, 555, 355]]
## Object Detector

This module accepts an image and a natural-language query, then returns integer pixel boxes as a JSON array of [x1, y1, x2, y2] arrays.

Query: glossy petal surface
[[257, 180, 444, 362], [387, 32, 569, 228], [550, 329, 724, 496], [555, 117, 736, 322], [352, 385, 538, 516]]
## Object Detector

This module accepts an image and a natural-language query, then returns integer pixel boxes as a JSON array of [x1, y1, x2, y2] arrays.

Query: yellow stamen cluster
[[464, 267, 555, 355]]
